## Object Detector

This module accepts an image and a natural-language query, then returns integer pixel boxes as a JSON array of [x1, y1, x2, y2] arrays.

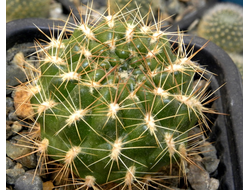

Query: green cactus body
[[197, 3, 243, 53], [108, 0, 161, 20], [23, 7, 213, 188], [6, 0, 50, 22]]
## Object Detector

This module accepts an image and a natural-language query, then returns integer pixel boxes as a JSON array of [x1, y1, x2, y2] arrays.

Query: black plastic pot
[[6, 18, 66, 50], [6, 18, 243, 190], [169, 0, 218, 32], [178, 35, 243, 190]]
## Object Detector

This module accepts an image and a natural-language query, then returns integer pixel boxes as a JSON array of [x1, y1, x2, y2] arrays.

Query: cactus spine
[[13, 3, 219, 189], [108, 0, 161, 20]]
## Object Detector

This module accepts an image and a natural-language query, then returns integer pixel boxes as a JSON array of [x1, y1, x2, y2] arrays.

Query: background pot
[[6, 18, 66, 50], [56, 0, 218, 32], [55, 0, 243, 32], [6, 18, 243, 190]]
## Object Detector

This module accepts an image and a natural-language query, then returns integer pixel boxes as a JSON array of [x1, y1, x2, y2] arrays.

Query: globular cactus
[[14, 3, 219, 189], [228, 52, 243, 77], [6, 0, 50, 22], [197, 3, 243, 53], [108, 0, 161, 20]]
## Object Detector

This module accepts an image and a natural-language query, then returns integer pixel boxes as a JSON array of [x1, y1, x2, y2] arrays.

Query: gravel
[[6, 43, 37, 95], [6, 157, 15, 170], [6, 122, 13, 140], [202, 156, 220, 174], [186, 150, 220, 190], [6, 140, 37, 169], [6, 65, 26, 95], [187, 162, 211, 190], [15, 172, 43, 190], [6, 163, 25, 185]]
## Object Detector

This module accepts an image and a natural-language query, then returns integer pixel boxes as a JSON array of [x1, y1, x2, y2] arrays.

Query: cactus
[[228, 52, 243, 77], [13, 3, 219, 189], [197, 3, 243, 53], [6, 0, 50, 22], [108, 0, 161, 20]]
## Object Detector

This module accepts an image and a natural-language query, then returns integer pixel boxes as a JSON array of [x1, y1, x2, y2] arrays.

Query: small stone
[[11, 121, 23, 133], [6, 64, 26, 95], [15, 172, 43, 190], [6, 157, 15, 169], [6, 163, 25, 185], [43, 181, 54, 190], [6, 123, 13, 139], [187, 164, 210, 190], [188, 126, 205, 144], [6, 97, 14, 116], [209, 178, 220, 190], [202, 157, 220, 174], [6, 141, 37, 169], [7, 111, 19, 121], [199, 141, 218, 158]]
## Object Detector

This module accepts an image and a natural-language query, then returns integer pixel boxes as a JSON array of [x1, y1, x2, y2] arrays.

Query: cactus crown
[[14, 2, 219, 189]]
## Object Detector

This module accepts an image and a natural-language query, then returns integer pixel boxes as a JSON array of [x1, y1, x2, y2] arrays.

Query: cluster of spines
[[107, 0, 161, 21], [12, 3, 219, 190]]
